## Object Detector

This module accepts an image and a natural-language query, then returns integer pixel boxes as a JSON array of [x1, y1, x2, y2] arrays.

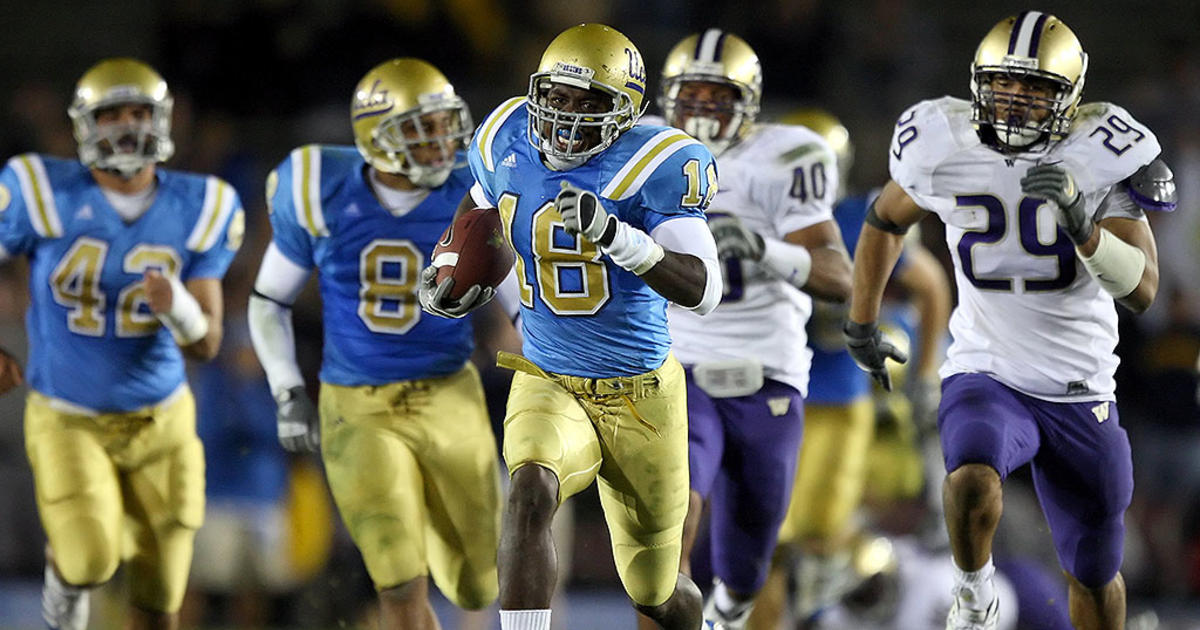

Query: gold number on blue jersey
[[681, 159, 718, 208], [117, 246, 182, 337], [533, 203, 610, 315], [498, 192, 610, 315], [50, 237, 108, 336], [358, 239, 422, 334], [498, 193, 534, 307]]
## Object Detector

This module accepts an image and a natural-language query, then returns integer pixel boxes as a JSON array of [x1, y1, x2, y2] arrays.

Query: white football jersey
[[664, 121, 839, 396], [890, 97, 1160, 402]]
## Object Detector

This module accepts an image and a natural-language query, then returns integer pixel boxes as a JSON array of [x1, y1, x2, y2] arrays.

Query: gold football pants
[[25, 387, 204, 613], [319, 363, 500, 609], [500, 352, 690, 607]]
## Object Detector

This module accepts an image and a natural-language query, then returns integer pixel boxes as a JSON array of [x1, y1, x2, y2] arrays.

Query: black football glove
[[844, 320, 909, 391]]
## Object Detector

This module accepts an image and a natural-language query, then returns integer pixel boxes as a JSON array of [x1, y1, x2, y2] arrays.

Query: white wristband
[[758, 237, 812, 289], [1080, 228, 1146, 298], [157, 274, 209, 345], [603, 221, 665, 275]]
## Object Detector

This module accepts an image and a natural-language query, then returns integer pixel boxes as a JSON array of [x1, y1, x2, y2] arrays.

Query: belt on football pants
[[496, 351, 662, 436]]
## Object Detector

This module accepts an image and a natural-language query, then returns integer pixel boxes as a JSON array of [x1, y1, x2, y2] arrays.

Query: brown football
[[431, 207, 514, 300]]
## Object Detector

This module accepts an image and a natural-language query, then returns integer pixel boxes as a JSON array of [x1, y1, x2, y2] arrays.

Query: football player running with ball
[[248, 59, 512, 630], [637, 29, 854, 630], [421, 23, 723, 630], [846, 12, 1173, 630], [0, 59, 243, 630]]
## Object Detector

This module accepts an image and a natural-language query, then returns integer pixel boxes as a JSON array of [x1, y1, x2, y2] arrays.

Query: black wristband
[[865, 201, 910, 235], [843, 320, 877, 339]]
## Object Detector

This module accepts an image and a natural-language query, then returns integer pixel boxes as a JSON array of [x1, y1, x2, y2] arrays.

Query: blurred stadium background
[[0, 0, 1198, 628]]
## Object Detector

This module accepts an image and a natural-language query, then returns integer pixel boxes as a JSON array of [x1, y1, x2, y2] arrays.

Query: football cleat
[[946, 593, 999, 630], [41, 565, 88, 630], [702, 591, 753, 630]]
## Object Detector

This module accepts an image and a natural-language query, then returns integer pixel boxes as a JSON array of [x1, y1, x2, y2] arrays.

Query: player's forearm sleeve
[[1080, 228, 1146, 298], [249, 243, 312, 397], [652, 216, 722, 315]]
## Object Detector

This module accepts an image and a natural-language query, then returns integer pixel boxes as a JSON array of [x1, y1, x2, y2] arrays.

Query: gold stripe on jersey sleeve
[[17, 155, 60, 238], [196, 179, 227, 249], [601, 131, 695, 201], [478, 97, 525, 172], [300, 146, 319, 236]]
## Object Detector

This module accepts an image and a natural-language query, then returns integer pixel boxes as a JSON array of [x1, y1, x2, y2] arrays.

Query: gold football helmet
[[526, 23, 647, 166], [659, 29, 762, 155], [68, 58, 174, 177], [351, 58, 472, 188], [970, 11, 1087, 150], [780, 107, 853, 197]]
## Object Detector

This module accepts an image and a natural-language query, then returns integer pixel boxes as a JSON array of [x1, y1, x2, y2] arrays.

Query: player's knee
[[506, 464, 559, 527], [1061, 521, 1126, 589], [447, 573, 498, 610], [946, 463, 1002, 508], [54, 523, 119, 586]]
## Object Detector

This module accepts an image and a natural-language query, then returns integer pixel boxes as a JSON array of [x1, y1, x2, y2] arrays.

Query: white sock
[[952, 557, 996, 608], [713, 581, 753, 617], [500, 608, 552, 630]]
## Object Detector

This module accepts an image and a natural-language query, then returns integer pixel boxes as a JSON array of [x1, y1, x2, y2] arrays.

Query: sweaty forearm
[[640, 250, 707, 307], [848, 225, 906, 324], [803, 246, 853, 303]]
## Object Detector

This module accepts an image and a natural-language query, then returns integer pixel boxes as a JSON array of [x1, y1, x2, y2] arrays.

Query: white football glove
[[557, 181, 617, 247], [418, 265, 495, 319], [276, 386, 320, 453], [708, 214, 765, 260]]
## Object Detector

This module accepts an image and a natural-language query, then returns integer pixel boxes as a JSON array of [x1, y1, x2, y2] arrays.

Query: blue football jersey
[[267, 145, 475, 386], [806, 191, 910, 404], [471, 99, 717, 378], [0, 154, 243, 412]]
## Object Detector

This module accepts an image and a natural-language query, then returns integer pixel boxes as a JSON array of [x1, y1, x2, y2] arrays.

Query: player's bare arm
[[144, 270, 223, 361], [895, 243, 951, 383], [639, 249, 708, 308], [782, 219, 852, 303], [844, 180, 926, 390], [847, 179, 927, 325], [0, 346, 23, 396]]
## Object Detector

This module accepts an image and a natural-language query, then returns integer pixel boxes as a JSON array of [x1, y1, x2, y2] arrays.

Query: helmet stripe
[[1011, 10, 1045, 57], [1007, 11, 1030, 54], [695, 28, 724, 63], [1027, 12, 1051, 58], [713, 31, 728, 62]]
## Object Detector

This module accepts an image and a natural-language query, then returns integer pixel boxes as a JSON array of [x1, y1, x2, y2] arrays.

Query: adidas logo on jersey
[[75, 204, 93, 221], [1091, 402, 1111, 423], [501, 153, 518, 168]]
